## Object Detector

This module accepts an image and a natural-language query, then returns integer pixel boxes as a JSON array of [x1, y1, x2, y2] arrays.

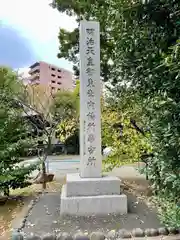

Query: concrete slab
[[60, 185, 127, 216], [66, 173, 121, 197]]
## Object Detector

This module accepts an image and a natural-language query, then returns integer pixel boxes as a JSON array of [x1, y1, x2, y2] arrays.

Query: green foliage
[[64, 129, 79, 154], [102, 90, 152, 170], [0, 67, 37, 195], [153, 195, 180, 228], [72, 80, 80, 114], [57, 118, 78, 143], [138, 94, 180, 198], [52, 1, 180, 224], [53, 89, 78, 120], [54, 87, 79, 147], [51, 0, 117, 81], [73, 80, 80, 98]]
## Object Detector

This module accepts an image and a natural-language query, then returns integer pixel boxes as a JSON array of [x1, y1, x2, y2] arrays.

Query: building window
[[57, 69, 61, 73], [51, 80, 56, 84], [57, 82, 61, 85], [51, 67, 55, 71], [51, 74, 56, 77], [57, 75, 61, 79], [51, 87, 55, 90]]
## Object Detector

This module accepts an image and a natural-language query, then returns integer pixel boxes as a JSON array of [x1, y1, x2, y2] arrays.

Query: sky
[[0, 0, 77, 76]]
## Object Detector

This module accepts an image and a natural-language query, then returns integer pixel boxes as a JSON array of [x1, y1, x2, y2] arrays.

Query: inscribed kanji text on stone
[[80, 21, 102, 178]]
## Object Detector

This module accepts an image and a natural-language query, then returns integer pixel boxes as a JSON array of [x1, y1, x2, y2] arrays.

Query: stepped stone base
[[60, 173, 127, 216], [66, 173, 122, 197]]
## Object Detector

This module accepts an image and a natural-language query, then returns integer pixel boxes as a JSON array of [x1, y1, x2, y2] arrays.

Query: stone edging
[[13, 191, 42, 233], [12, 228, 180, 240], [11, 191, 180, 239]]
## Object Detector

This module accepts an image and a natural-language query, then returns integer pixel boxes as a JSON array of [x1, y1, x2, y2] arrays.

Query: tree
[[55, 82, 80, 153], [53, 88, 78, 120], [104, 0, 180, 207], [52, 0, 180, 86], [110, 1, 180, 201], [53, 0, 180, 189], [102, 86, 152, 170], [21, 84, 58, 189], [52, 0, 180, 226], [53, 0, 180, 195], [22, 84, 79, 188], [51, 0, 117, 82], [0, 67, 37, 196]]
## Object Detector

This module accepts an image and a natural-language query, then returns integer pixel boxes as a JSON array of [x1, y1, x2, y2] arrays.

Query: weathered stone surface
[[60, 185, 127, 216], [74, 232, 90, 240], [144, 228, 151, 237], [79, 20, 101, 178], [42, 233, 56, 240], [132, 228, 145, 237], [107, 230, 117, 239], [150, 228, 160, 236], [13, 227, 180, 240], [158, 227, 169, 235], [118, 229, 131, 238], [168, 227, 179, 234], [26, 235, 41, 240], [66, 174, 121, 197], [145, 228, 159, 237], [90, 232, 105, 240], [56, 232, 73, 240]]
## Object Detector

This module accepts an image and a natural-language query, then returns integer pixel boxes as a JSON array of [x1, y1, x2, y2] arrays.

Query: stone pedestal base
[[60, 173, 127, 216]]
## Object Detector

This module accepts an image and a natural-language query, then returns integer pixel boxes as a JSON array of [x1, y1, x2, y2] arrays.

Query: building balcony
[[29, 66, 40, 75], [31, 81, 40, 86], [29, 72, 40, 81], [29, 77, 40, 86], [29, 62, 40, 69]]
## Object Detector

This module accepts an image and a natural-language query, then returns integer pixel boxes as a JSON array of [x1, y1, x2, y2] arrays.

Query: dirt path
[[0, 195, 35, 240]]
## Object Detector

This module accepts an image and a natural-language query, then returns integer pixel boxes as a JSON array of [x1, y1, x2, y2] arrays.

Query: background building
[[28, 61, 75, 92]]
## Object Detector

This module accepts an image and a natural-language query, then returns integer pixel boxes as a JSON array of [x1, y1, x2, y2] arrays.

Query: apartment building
[[28, 61, 75, 92]]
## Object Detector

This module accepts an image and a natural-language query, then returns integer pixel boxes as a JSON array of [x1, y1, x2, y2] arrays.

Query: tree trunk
[[42, 155, 47, 190], [46, 135, 51, 173], [42, 135, 51, 190], [4, 188, 10, 197]]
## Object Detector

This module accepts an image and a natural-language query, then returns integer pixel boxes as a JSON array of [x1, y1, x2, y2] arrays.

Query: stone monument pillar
[[79, 20, 101, 178], [60, 20, 127, 216]]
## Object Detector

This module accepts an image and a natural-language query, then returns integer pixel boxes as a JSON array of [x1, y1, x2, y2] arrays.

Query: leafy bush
[[102, 102, 152, 171], [0, 67, 38, 195], [64, 129, 79, 154], [153, 195, 180, 228]]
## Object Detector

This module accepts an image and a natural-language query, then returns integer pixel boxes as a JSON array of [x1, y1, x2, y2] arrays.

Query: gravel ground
[[22, 189, 162, 236], [21, 163, 163, 236]]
